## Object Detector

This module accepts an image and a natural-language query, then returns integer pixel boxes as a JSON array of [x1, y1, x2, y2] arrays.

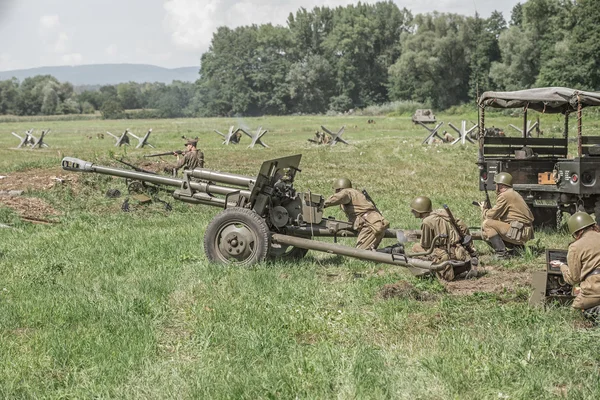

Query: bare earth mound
[[0, 168, 78, 192]]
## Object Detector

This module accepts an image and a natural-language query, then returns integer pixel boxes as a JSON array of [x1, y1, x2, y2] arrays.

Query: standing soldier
[[324, 178, 389, 250], [550, 212, 600, 322], [409, 196, 478, 280], [480, 172, 534, 258], [174, 139, 204, 175]]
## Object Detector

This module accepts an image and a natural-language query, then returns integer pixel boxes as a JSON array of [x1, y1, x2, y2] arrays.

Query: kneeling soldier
[[410, 196, 478, 281], [324, 178, 389, 250], [551, 212, 600, 323], [481, 172, 534, 258]]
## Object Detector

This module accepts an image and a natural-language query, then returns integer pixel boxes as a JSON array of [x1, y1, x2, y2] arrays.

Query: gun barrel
[[61, 157, 252, 198], [271, 233, 457, 273], [190, 169, 255, 188]]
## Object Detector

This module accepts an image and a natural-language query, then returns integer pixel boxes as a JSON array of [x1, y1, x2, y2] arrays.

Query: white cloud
[[39, 15, 60, 31], [62, 53, 83, 65], [54, 32, 70, 53]]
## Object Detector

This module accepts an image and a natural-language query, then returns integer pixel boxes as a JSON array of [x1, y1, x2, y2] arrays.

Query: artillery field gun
[[62, 155, 470, 276]]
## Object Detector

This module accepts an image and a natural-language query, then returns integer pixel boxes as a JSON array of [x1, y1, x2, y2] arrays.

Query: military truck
[[412, 109, 436, 124], [477, 87, 600, 228]]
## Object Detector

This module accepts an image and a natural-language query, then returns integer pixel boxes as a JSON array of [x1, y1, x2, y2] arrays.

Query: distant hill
[[0, 64, 199, 85]]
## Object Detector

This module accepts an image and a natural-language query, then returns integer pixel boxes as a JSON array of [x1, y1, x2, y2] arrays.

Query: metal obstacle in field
[[11, 128, 35, 148], [419, 121, 445, 144], [129, 128, 154, 149], [241, 126, 269, 148], [509, 117, 541, 138], [214, 126, 243, 145], [448, 121, 477, 145], [11, 128, 50, 149], [106, 129, 131, 147], [320, 125, 349, 146]]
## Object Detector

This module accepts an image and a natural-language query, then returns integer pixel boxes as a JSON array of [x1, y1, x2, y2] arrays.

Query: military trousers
[[482, 218, 532, 245], [355, 212, 389, 250]]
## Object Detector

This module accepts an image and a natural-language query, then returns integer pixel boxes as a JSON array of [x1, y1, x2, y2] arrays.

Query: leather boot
[[488, 235, 508, 259]]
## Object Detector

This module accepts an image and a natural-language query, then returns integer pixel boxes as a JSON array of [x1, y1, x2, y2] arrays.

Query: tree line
[[0, 0, 597, 118]]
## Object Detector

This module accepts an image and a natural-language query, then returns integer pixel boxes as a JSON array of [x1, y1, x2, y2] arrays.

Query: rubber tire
[[531, 207, 557, 229], [204, 207, 270, 266], [268, 245, 308, 261]]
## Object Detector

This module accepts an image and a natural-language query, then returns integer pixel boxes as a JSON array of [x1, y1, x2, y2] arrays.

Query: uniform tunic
[[560, 230, 600, 310], [324, 188, 389, 250], [175, 149, 204, 173], [411, 209, 472, 281], [482, 188, 534, 244]]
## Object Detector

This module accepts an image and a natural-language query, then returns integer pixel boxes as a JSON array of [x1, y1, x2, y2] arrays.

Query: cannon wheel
[[268, 242, 309, 261], [204, 207, 270, 265]]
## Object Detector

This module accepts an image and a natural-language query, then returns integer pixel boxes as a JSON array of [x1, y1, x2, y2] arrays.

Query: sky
[[0, 0, 523, 71]]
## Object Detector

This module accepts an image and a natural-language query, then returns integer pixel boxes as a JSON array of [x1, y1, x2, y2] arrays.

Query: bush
[[100, 100, 126, 119]]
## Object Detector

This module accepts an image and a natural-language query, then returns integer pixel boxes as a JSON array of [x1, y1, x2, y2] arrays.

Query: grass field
[[1, 113, 600, 398]]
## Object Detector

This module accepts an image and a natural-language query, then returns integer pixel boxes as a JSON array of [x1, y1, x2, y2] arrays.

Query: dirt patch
[[0, 168, 78, 192], [378, 281, 437, 301], [137, 160, 174, 174], [443, 266, 531, 297], [0, 196, 61, 220]]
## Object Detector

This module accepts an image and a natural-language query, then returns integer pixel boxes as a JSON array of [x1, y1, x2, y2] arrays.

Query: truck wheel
[[204, 207, 270, 266], [268, 242, 308, 261], [531, 208, 557, 229]]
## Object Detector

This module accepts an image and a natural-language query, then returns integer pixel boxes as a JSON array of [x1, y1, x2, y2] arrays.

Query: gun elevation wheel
[[204, 207, 270, 265]]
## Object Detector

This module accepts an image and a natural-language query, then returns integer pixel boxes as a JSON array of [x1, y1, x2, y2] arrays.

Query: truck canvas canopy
[[479, 87, 600, 114]]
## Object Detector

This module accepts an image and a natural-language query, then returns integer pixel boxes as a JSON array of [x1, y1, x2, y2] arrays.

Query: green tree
[[41, 86, 59, 115], [286, 55, 334, 113], [100, 99, 125, 119], [0, 78, 19, 114]]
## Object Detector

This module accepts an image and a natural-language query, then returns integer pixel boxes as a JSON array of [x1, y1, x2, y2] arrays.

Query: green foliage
[[100, 99, 126, 120]]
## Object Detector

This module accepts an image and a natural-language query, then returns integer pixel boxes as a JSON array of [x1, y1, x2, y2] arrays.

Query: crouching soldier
[[410, 196, 478, 281], [550, 212, 600, 323], [324, 178, 389, 250], [481, 172, 534, 258]]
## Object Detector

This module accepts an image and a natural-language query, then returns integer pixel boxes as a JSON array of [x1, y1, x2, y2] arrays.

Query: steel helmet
[[494, 172, 513, 187], [410, 196, 432, 213], [567, 212, 596, 235], [333, 178, 352, 190]]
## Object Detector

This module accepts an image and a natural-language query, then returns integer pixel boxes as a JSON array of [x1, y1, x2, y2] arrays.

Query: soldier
[[409, 196, 478, 280], [324, 178, 389, 250], [174, 139, 204, 175], [231, 130, 242, 144], [480, 172, 534, 258], [442, 130, 455, 143], [550, 212, 600, 322]]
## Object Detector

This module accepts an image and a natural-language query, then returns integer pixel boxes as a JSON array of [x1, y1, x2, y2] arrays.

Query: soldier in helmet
[[174, 139, 204, 175], [550, 212, 600, 322], [409, 196, 478, 280], [324, 178, 389, 250], [480, 172, 534, 258]]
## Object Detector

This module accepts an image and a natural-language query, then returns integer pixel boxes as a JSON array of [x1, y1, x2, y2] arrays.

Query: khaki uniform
[[482, 188, 534, 244], [324, 188, 389, 250], [175, 149, 204, 173], [411, 209, 472, 281], [560, 230, 600, 310]]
